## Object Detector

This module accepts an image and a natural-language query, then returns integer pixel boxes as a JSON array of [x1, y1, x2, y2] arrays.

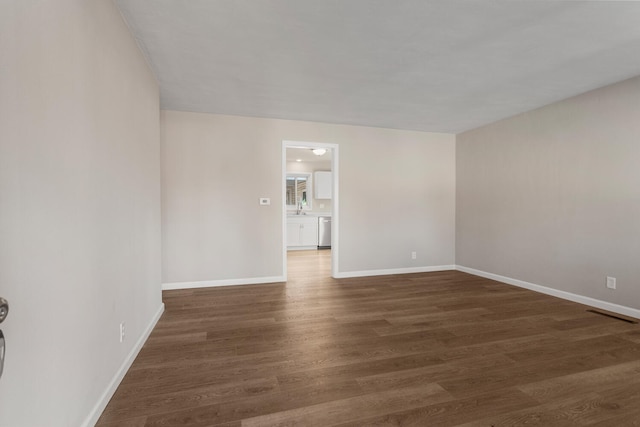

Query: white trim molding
[[334, 265, 456, 279], [162, 276, 286, 290], [456, 265, 640, 320], [83, 303, 165, 427]]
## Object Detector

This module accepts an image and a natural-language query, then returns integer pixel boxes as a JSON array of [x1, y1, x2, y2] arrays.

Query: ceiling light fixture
[[312, 148, 327, 156]]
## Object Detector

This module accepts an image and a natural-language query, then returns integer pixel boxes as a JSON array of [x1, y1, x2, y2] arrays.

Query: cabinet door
[[286, 222, 300, 247], [299, 219, 318, 246], [314, 171, 332, 199]]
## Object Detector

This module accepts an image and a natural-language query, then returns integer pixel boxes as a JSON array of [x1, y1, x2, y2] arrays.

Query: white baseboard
[[334, 265, 456, 279], [163, 266, 459, 289], [82, 303, 165, 427], [163, 275, 286, 290], [456, 265, 640, 320]]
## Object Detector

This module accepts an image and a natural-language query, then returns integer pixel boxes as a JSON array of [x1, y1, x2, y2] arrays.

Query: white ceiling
[[116, 0, 640, 134], [286, 147, 333, 165]]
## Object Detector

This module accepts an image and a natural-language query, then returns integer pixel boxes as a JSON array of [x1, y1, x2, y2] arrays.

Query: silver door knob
[[0, 298, 8, 324]]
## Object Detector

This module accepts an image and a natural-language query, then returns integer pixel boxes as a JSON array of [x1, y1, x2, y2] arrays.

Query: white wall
[[0, 1, 162, 426], [457, 75, 640, 312], [161, 111, 456, 285]]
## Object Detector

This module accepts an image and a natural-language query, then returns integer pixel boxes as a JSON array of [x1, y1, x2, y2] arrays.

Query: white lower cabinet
[[287, 216, 318, 249]]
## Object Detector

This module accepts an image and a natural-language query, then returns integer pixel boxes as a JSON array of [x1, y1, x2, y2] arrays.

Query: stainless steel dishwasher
[[317, 216, 331, 249]]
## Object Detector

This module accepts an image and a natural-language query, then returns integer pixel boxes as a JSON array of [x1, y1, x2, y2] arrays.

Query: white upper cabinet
[[314, 171, 332, 199]]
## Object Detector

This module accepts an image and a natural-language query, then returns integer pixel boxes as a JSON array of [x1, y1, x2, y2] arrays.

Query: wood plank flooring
[[97, 250, 640, 426]]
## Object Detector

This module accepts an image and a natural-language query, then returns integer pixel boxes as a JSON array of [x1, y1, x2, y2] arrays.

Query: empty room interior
[[2, 1, 640, 426]]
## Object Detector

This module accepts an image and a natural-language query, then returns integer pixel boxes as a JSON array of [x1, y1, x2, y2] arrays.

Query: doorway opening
[[282, 140, 339, 281]]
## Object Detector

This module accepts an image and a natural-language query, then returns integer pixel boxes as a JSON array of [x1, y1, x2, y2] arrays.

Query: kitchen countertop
[[287, 213, 331, 217]]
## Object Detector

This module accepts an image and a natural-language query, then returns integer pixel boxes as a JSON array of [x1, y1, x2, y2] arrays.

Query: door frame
[[282, 140, 339, 280]]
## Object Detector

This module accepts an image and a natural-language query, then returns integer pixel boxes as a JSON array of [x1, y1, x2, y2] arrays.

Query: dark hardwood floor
[[97, 250, 640, 426]]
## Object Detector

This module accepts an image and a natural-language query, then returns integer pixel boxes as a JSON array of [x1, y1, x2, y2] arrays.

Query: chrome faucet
[[296, 200, 303, 215]]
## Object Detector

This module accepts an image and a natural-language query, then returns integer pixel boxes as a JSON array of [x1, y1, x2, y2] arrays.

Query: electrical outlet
[[606, 277, 616, 290], [259, 198, 270, 205], [411, 251, 417, 260], [119, 322, 126, 343]]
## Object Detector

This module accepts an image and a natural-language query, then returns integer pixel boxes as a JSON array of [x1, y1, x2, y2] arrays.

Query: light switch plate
[[259, 198, 270, 205]]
